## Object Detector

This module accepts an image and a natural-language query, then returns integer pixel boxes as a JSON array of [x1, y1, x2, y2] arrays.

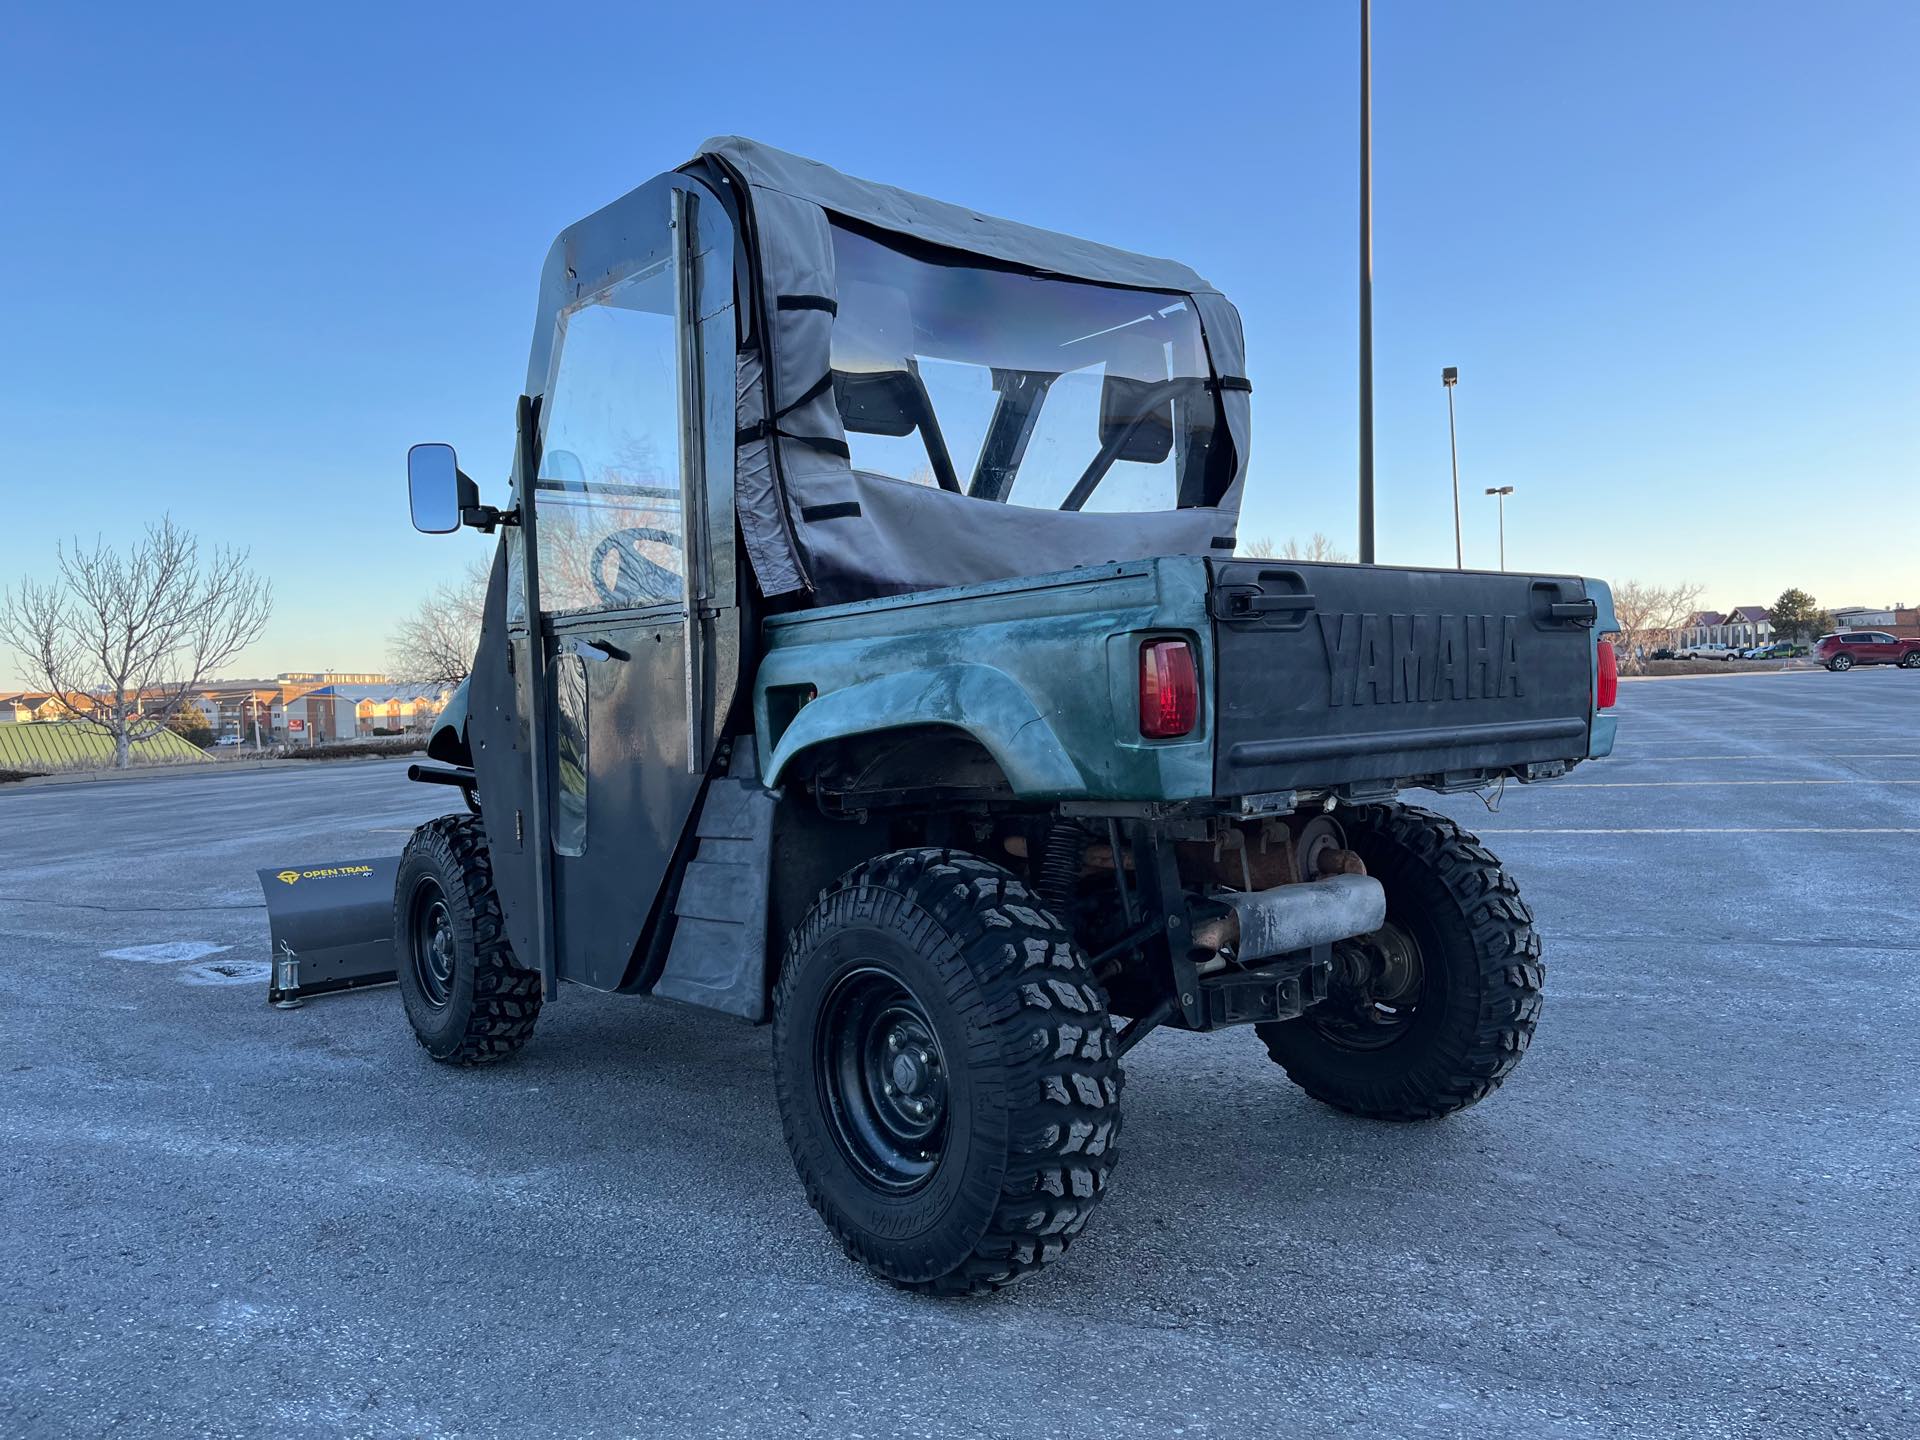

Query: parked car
[[1649, 646, 1676, 661], [1679, 643, 1741, 661], [1815, 632, 1920, 671], [1754, 640, 1809, 659], [214, 734, 243, 747]]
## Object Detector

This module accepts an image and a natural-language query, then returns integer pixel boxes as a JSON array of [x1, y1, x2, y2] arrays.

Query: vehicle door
[[527, 178, 738, 991]]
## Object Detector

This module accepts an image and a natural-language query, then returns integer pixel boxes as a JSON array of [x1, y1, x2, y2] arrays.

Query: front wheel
[[1256, 803, 1543, 1121], [773, 849, 1120, 1295], [1900, 653, 1920, 669], [394, 815, 542, 1065]]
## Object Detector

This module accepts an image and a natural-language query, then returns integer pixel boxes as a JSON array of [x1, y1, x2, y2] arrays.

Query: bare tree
[[390, 559, 490, 685], [1237, 533, 1352, 562], [1281, 533, 1352, 563], [1609, 579, 1706, 673], [1, 516, 273, 769]]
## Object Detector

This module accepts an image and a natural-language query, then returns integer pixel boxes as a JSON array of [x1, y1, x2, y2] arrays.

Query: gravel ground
[[2, 670, 1916, 1438]]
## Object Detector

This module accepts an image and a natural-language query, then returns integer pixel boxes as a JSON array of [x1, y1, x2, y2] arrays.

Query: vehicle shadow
[[352, 988, 1551, 1306]]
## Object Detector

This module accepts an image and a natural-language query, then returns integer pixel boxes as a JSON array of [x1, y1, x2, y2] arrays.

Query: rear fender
[[761, 663, 1083, 798]]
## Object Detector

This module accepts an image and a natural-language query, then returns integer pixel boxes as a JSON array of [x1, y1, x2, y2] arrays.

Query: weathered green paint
[[756, 558, 1216, 802]]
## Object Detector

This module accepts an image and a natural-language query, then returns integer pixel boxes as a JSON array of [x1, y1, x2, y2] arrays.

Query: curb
[[3, 754, 421, 792]]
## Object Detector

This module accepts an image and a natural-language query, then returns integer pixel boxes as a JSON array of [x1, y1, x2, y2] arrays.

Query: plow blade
[[256, 857, 400, 1007]]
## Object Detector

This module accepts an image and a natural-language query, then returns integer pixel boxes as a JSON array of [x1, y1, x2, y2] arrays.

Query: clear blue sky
[[3, 2, 1914, 685]]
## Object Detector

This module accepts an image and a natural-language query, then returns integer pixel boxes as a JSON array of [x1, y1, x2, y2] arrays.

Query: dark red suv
[[1815, 631, 1920, 671]]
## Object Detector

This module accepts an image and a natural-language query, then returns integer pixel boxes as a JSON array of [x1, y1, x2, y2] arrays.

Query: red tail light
[[1596, 639, 1618, 710], [1139, 639, 1198, 738]]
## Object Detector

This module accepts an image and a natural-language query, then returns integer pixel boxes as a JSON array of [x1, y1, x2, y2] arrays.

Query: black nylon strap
[[773, 370, 834, 418], [800, 501, 862, 522], [736, 418, 850, 460], [1212, 376, 1253, 394], [782, 433, 850, 460], [776, 294, 838, 315]]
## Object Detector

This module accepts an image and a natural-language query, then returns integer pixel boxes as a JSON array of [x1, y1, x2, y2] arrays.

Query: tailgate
[[1210, 559, 1598, 796]]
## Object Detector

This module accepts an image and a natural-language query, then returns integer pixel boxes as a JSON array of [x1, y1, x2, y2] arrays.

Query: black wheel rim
[[409, 878, 456, 1009], [816, 966, 949, 1194], [1314, 920, 1427, 1050]]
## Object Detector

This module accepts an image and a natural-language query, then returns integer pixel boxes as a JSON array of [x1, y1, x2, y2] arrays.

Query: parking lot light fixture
[[1443, 367, 1462, 568], [1484, 485, 1515, 571]]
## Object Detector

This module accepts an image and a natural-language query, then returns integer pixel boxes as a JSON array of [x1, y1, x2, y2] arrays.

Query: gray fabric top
[[699, 136, 1222, 300], [691, 137, 1249, 604]]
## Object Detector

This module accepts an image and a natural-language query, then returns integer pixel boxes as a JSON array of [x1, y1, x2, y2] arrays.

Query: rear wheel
[[1256, 803, 1543, 1121], [394, 815, 541, 1065], [1830, 654, 1854, 672], [773, 848, 1120, 1295]]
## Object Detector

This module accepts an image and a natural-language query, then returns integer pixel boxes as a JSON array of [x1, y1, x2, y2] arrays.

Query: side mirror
[[407, 442, 477, 534]]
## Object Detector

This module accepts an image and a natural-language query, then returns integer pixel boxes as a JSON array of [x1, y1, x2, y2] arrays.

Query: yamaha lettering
[[1319, 612, 1525, 706]]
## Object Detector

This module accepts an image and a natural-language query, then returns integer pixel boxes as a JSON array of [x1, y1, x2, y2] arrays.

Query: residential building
[[2, 671, 449, 744], [1679, 608, 1773, 649]]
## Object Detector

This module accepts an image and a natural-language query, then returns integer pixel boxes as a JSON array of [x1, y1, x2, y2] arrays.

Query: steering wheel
[[589, 527, 682, 607]]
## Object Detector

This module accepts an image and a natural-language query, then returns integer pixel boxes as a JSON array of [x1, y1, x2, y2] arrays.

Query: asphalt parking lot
[[2, 669, 1915, 1439]]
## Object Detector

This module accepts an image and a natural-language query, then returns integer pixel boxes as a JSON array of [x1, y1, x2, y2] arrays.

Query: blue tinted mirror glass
[[407, 443, 461, 533]]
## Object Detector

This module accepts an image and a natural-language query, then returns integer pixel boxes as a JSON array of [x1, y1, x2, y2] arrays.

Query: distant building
[[1679, 607, 1773, 649], [281, 682, 455, 741], [0, 691, 103, 724], [1832, 606, 1918, 640], [3, 671, 448, 744], [276, 671, 390, 686]]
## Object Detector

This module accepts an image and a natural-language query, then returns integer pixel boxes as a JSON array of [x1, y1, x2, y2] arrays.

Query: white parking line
[[1552, 779, 1920, 788], [1600, 754, 1920, 761], [1478, 827, 1920, 835]]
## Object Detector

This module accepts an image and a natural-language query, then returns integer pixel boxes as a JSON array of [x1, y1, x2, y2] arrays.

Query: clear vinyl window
[[535, 260, 684, 616], [827, 224, 1226, 514]]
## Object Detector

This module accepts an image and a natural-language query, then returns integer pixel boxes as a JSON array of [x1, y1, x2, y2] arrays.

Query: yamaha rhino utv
[[394, 137, 1620, 1294]]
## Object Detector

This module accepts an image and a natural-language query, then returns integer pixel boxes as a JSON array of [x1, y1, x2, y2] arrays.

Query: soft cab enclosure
[[688, 136, 1253, 606]]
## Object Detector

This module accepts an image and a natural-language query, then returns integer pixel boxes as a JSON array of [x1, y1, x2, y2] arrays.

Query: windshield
[[828, 224, 1227, 513]]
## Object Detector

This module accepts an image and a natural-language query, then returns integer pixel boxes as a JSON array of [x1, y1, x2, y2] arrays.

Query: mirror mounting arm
[[459, 501, 517, 534], [453, 467, 518, 533]]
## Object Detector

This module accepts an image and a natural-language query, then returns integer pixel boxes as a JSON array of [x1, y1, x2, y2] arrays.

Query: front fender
[[762, 662, 1085, 798], [426, 677, 472, 766]]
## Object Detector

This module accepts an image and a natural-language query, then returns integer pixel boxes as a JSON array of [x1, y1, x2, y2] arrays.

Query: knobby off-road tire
[[773, 848, 1121, 1296], [394, 815, 542, 1065], [1256, 803, 1543, 1122]]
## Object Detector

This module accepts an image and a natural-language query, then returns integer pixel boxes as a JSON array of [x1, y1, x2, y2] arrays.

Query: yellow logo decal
[[275, 865, 374, 885]]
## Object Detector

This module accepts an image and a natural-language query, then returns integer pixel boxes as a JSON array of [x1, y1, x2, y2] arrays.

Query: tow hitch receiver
[[255, 857, 399, 1007], [1195, 951, 1334, 1028]]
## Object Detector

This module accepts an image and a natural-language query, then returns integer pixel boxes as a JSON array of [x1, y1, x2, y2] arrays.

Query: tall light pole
[[1358, 0, 1375, 563], [1485, 485, 1514, 571], [1442, 366, 1462, 568]]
